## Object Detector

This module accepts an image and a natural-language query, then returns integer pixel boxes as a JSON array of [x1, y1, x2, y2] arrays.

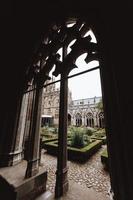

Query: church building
[[41, 81, 104, 128]]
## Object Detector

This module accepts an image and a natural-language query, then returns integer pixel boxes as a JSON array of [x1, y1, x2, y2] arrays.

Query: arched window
[[86, 112, 94, 127], [23, 18, 101, 197], [98, 112, 104, 128], [75, 113, 82, 126]]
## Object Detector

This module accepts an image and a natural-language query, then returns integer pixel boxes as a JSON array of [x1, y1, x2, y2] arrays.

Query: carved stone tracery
[[25, 19, 98, 89]]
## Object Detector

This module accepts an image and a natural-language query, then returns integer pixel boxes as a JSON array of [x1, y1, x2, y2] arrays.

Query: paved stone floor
[[40, 145, 111, 199]]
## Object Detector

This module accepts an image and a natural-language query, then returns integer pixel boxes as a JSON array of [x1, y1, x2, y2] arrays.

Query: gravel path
[[40, 145, 111, 199]]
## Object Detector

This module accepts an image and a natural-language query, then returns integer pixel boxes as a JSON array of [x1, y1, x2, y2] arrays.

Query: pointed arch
[[86, 112, 94, 127], [75, 112, 82, 126], [98, 111, 104, 128]]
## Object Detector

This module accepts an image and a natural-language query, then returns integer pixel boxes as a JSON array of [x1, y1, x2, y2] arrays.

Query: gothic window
[[75, 113, 82, 126], [23, 17, 102, 197], [86, 112, 94, 127], [25, 18, 100, 136], [98, 112, 104, 128]]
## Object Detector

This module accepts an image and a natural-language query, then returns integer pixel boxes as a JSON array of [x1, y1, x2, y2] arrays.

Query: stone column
[[0, 91, 24, 167], [22, 89, 34, 160], [94, 110, 98, 127], [74, 116, 76, 126], [11, 93, 29, 164], [84, 116, 86, 126], [25, 82, 43, 178], [55, 45, 69, 197], [55, 72, 69, 197], [93, 111, 97, 127]]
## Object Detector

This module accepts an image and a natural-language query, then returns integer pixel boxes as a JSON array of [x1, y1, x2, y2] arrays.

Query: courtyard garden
[[40, 126, 110, 198], [40, 126, 107, 162]]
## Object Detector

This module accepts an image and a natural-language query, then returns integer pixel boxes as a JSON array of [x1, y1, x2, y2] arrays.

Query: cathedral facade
[[41, 82, 104, 128]]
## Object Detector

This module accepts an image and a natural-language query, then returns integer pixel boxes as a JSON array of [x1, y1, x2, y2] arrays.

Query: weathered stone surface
[[40, 145, 110, 199], [0, 161, 47, 200]]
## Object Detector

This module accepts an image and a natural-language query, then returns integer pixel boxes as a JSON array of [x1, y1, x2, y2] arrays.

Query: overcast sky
[[51, 29, 102, 100], [68, 54, 102, 100], [67, 30, 102, 100], [68, 69, 102, 100], [54, 55, 102, 100]]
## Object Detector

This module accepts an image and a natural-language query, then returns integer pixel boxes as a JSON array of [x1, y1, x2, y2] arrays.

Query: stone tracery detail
[[25, 19, 99, 89]]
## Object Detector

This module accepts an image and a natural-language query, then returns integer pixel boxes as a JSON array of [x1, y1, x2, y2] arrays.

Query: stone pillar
[[22, 89, 34, 160], [93, 111, 97, 127], [25, 83, 43, 178], [97, 115, 100, 128], [74, 116, 76, 126], [0, 91, 24, 167], [11, 93, 29, 164], [83, 115, 86, 126], [84, 116, 86, 126], [55, 72, 69, 197]]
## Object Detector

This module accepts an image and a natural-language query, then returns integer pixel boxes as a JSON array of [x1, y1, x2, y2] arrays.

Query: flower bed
[[43, 139, 103, 162]]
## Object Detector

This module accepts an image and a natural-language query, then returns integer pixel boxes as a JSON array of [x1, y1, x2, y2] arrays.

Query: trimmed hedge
[[91, 136, 106, 144], [42, 137, 58, 143], [43, 139, 103, 162]]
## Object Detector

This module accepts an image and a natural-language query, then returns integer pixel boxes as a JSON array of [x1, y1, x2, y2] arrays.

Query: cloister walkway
[[39, 145, 111, 200]]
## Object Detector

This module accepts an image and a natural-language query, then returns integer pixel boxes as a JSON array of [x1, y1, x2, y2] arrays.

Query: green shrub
[[48, 127, 58, 134], [70, 127, 86, 148], [67, 126, 76, 137], [85, 127, 96, 136], [54, 127, 58, 134], [93, 128, 106, 138], [40, 126, 58, 138], [40, 127, 49, 136], [71, 133, 84, 148]]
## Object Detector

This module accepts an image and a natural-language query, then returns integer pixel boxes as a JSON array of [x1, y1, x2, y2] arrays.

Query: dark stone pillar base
[[0, 169, 47, 200], [55, 180, 69, 198], [55, 168, 69, 198], [0, 150, 23, 167], [25, 159, 39, 178]]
